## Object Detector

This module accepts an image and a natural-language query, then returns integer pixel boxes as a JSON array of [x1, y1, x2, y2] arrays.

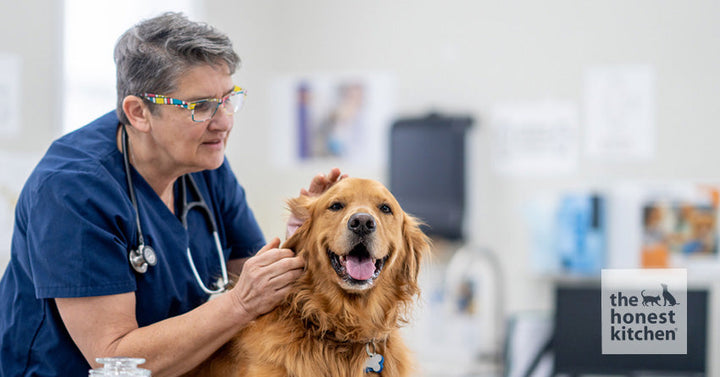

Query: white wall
[[0, 0, 63, 268], [0, 1, 63, 152], [206, 0, 720, 314]]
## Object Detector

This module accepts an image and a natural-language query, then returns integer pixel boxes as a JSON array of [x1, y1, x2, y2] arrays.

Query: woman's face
[[146, 63, 235, 174]]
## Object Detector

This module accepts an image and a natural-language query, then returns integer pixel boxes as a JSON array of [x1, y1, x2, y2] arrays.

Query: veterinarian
[[0, 13, 343, 376]]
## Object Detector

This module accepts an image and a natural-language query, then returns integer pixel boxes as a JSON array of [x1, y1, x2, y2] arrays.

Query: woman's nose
[[208, 109, 233, 132]]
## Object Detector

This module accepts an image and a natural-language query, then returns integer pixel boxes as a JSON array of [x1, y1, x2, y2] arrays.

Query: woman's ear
[[122, 95, 152, 132], [399, 213, 431, 294]]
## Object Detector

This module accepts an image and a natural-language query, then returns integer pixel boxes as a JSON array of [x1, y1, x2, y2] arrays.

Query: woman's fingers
[[230, 240, 305, 318], [305, 168, 346, 197]]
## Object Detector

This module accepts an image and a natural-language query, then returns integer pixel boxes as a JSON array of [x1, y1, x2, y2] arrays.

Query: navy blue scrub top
[[0, 111, 266, 376]]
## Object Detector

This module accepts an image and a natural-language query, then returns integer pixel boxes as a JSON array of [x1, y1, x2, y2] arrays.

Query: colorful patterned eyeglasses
[[139, 86, 246, 122]]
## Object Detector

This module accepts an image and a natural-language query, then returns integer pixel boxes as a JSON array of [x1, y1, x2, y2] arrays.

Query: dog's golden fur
[[185, 178, 429, 377]]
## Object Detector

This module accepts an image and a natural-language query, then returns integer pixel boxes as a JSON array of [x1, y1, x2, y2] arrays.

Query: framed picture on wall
[[270, 72, 395, 168], [642, 200, 719, 268]]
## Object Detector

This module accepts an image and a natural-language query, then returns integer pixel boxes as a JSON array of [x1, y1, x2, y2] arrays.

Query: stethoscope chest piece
[[129, 244, 157, 274]]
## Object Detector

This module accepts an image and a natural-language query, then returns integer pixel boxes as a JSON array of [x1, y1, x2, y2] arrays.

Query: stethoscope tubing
[[121, 124, 228, 294], [187, 231, 228, 295], [121, 124, 147, 247], [180, 174, 229, 295]]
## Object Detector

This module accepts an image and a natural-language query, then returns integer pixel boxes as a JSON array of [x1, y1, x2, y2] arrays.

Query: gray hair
[[114, 12, 240, 125]]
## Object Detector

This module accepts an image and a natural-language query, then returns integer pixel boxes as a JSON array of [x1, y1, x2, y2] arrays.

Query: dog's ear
[[282, 194, 317, 252], [287, 194, 314, 223], [283, 220, 309, 253], [398, 213, 431, 293]]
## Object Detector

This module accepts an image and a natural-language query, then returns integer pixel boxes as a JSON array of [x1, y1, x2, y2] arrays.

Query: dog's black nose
[[348, 213, 376, 235]]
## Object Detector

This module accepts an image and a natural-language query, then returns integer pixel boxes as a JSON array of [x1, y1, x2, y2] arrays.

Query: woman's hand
[[228, 238, 304, 319], [301, 168, 347, 197]]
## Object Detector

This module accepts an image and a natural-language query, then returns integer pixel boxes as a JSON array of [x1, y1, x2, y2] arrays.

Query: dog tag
[[364, 343, 384, 373]]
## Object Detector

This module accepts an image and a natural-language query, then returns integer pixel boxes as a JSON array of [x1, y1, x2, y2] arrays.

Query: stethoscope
[[121, 124, 229, 294]]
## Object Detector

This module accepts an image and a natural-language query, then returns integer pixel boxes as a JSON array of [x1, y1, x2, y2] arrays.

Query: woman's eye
[[379, 204, 393, 214], [194, 101, 213, 112], [328, 202, 345, 211]]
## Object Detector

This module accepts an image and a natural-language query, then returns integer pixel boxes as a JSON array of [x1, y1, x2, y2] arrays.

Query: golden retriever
[[187, 177, 430, 377]]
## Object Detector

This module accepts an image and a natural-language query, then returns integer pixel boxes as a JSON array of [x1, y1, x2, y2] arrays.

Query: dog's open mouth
[[328, 243, 387, 286]]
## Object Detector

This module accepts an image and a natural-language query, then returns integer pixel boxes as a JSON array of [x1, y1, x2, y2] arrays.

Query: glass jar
[[88, 357, 151, 376]]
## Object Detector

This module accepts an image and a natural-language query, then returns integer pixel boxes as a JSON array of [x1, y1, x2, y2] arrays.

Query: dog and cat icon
[[641, 283, 679, 307]]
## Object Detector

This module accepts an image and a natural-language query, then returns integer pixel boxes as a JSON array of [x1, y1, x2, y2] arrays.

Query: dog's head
[[285, 177, 429, 297]]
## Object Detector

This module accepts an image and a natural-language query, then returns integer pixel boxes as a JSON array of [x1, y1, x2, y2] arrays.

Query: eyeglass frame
[[137, 85, 246, 122]]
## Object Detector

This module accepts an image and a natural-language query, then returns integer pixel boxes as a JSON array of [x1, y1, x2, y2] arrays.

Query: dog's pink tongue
[[346, 255, 375, 281]]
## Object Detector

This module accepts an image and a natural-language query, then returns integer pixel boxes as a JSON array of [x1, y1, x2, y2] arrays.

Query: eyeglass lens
[[191, 91, 245, 122]]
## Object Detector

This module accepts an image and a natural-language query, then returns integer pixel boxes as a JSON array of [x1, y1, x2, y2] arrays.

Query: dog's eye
[[379, 204, 393, 214], [328, 202, 345, 211]]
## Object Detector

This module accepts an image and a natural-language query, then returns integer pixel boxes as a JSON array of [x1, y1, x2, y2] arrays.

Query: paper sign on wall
[[490, 100, 579, 176], [584, 65, 656, 161]]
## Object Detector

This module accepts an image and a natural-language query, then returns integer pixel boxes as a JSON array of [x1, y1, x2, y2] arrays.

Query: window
[[62, 0, 199, 134]]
